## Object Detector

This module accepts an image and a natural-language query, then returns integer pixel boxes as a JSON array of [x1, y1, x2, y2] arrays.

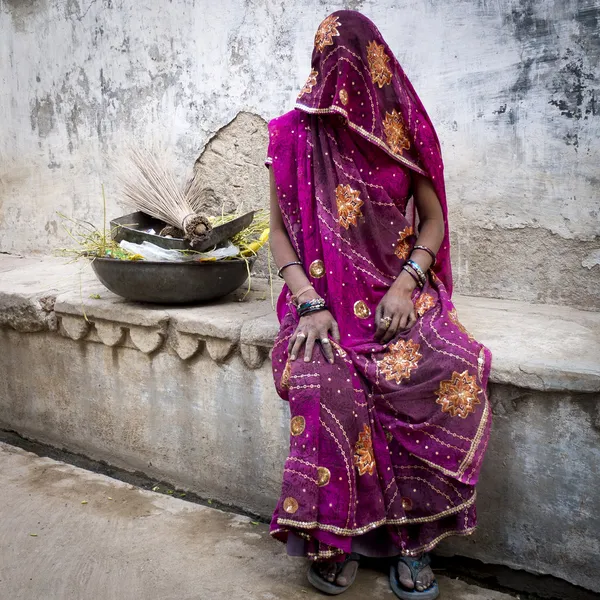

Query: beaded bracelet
[[298, 305, 328, 318], [277, 260, 303, 278], [402, 264, 423, 288], [406, 259, 427, 287], [412, 245, 437, 266], [298, 297, 326, 317]]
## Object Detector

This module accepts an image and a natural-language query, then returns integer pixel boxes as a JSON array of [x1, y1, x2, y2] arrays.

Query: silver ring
[[381, 316, 392, 329], [320, 338, 330, 344], [296, 333, 306, 339]]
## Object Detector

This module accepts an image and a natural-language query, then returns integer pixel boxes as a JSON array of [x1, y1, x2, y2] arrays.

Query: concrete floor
[[0, 442, 515, 600]]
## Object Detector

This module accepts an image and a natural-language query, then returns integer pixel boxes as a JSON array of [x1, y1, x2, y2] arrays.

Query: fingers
[[289, 331, 306, 360], [319, 331, 335, 364], [374, 304, 388, 340], [381, 313, 400, 344], [330, 320, 340, 342], [304, 330, 317, 362], [405, 309, 418, 330]]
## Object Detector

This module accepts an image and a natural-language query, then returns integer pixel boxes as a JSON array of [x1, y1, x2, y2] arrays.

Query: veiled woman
[[266, 10, 492, 599]]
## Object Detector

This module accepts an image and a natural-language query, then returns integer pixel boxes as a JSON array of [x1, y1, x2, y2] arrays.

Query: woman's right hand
[[288, 310, 340, 364]]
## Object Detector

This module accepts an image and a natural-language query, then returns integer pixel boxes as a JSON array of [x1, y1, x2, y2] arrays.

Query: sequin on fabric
[[339, 88, 349, 106], [281, 360, 292, 389], [366, 40, 393, 87], [353, 300, 371, 319], [309, 259, 325, 278], [314, 15, 341, 52], [283, 497, 299, 514], [394, 226, 414, 260], [335, 183, 364, 229], [317, 467, 331, 487], [298, 69, 318, 98], [401, 497, 413, 511], [354, 424, 376, 476], [378, 339, 422, 384], [290, 415, 306, 436], [383, 109, 411, 155], [435, 370, 482, 418]]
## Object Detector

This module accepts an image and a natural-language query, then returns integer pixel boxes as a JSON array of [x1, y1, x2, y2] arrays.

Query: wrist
[[392, 271, 417, 294]]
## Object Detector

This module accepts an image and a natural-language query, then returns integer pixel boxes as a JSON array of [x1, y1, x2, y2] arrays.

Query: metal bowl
[[110, 211, 255, 251], [91, 257, 255, 304]]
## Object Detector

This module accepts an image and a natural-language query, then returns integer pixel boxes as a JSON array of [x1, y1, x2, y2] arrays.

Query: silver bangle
[[406, 259, 427, 286]]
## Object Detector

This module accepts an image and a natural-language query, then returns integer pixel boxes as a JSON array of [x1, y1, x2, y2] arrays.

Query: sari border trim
[[294, 102, 429, 177], [274, 491, 476, 537], [402, 526, 477, 557]]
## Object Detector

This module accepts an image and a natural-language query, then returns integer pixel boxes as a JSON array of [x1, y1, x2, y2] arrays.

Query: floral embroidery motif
[[281, 359, 292, 389], [354, 424, 376, 476], [394, 226, 414, 260], [383, 109, 411, 155], [317, 467, 331, 487], [378, 339, 422, 384], [314, 15, 341, 52], [330, 339, 347, 358], [335, 183, 363, 229], [366, 40, 393, 87], [435, 370, 482, 418], [448, 308, 474, 341], [414, 293, 436, 317], [298, 69, 318, 98], [283, 497, 299, 514], [290, 415, 305, 436], [339, 88, 349, 106]]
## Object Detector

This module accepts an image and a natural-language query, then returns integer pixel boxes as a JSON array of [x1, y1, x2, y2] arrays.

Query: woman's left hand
[[374, 284, 417, 343]]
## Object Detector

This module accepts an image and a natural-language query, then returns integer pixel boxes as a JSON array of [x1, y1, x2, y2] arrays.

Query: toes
[[336, 559, 358, 587], [336, 574, 348, 587], [397, 563, 414, 590]]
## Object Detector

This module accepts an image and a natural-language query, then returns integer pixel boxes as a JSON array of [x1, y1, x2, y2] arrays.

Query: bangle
[[298, 305, 328, 318], [277, 261, 303, 278], [406, 259, 427, 287], [298, 297, 326, 317], [291, 285, 315, 305], [412, 245, 436, 266], [402, 264, 422, 288]]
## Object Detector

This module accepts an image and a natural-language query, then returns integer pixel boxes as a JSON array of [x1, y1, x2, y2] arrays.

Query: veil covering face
[[294, 10, 453, 295], [265, 11, 492, 561]]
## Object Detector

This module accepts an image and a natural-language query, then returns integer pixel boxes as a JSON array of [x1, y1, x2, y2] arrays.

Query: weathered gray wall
[[1, 0, 599, 308]]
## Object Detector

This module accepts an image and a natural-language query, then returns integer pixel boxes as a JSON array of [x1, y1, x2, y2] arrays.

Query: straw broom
[[118, 148, 212, 248]]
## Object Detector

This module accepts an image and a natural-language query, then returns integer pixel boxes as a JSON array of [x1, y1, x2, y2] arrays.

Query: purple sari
[[267, 10, 492, 561]]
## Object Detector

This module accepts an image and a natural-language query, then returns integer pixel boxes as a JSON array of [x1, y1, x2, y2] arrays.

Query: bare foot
[[397, 555, 435, 592], [316, 556, 359, 587]]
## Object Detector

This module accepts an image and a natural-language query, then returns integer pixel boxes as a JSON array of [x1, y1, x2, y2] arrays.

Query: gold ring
[[297, 333, 306, 339], [381, 316, 392, 329]]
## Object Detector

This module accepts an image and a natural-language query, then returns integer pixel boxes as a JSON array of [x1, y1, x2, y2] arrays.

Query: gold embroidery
[[314, 15, 341, 52], [281, 360, 292, 389], [354, 424, 376, 476], [448, 308, 474, 341], [378, 339, 422, 384], [290, 415, 306, 436], [283, 497, 299, 514], [298, 69, 318, 98], [401, 497, 413, 511], [366, 40, 392, 87], [385, 430, 393, 443], [329, 339, 347, 358], [317, 467, 331, 487], [383, 109, 411, 155], [477, 347, 486, 381], [415, 293, 436, 317], [335, 183, 363, 229], [394, 226, 414, 260], [353, 300, 371, 319], [339, 88, 349, 105], [309, 259, 325, 278], [435, 370, 482, 418]]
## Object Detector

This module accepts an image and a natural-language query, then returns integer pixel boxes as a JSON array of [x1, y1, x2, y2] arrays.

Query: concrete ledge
[[1, 255, 600, 593], [1, 256, 599, 389]]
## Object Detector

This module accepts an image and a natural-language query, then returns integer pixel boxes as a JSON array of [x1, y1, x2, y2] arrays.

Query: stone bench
[[1, 255, 599, 593]]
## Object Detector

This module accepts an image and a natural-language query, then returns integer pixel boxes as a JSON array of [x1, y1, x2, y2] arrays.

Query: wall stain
[[30, 94, 55, 138]]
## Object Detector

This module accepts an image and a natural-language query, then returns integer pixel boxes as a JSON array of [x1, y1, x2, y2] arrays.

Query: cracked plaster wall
[[0, 0, 599, 307]]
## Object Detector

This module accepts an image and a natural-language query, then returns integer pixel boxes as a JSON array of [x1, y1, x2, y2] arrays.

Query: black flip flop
[[307, 552, 361, 595], [389, 554, 439, 600]]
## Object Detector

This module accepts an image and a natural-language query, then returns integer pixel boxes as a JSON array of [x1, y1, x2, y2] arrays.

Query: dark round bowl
[[91, 257, 255, 304]]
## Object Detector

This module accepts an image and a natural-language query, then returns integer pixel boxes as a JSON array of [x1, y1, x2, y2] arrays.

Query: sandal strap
[[398, 554, 431, 583]]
